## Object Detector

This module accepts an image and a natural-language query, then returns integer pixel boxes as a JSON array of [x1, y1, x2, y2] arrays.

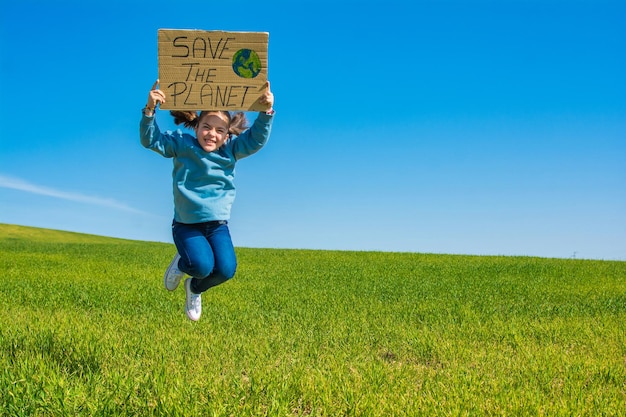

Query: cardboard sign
[[158, 29, 269, 111]]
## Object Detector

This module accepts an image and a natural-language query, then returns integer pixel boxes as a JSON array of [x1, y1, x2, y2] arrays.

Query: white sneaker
[[164, 253, 185, 291], [184, 278, 202, 321]]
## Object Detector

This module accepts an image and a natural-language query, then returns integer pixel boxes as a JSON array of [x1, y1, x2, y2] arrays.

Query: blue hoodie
[[140, 112, 273, 223]]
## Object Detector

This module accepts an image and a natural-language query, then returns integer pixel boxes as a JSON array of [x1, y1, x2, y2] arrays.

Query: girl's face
[[195, 112, 230, 152]]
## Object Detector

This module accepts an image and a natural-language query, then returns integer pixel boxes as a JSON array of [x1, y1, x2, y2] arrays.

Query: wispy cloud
[[0, 174, 152, 215]]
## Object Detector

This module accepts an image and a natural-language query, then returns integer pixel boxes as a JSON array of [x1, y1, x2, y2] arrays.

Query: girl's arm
[[230, 82, 275, 159], [230, 112, 274, 159], [139, 80, 178, 157]]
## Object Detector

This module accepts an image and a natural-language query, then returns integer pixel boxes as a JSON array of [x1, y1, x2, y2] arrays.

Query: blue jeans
[[172, 220, 237, 294]]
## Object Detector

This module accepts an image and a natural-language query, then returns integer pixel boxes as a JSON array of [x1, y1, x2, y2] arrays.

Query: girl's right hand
[[146, 79, 166, 110]]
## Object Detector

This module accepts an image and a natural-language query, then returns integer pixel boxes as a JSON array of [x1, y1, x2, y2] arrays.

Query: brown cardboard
[[158, 29, 269, 111]]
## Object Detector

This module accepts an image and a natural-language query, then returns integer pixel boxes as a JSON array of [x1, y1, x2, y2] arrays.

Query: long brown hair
[[169, 110, 248, 136]]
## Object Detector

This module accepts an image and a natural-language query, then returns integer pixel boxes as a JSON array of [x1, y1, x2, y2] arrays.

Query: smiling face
[[195, 112, 230, 152]]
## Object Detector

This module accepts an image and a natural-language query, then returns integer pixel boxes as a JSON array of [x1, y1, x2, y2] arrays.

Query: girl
[[140, 80, 275, 321]]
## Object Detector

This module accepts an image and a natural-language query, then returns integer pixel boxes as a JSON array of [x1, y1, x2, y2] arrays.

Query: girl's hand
[[146, 79, 166, 110], [258, 81, 274, 111]]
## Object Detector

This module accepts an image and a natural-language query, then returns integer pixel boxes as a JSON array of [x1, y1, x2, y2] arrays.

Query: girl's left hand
[[259, 81, 274, 111]]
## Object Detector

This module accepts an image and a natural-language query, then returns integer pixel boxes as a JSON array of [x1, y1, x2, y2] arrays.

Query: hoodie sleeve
[[139, 113, 180, 158], [229, 111, 274, 160]]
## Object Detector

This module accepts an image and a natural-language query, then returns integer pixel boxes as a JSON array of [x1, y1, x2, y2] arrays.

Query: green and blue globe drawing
[[232, 49, 262, 79]]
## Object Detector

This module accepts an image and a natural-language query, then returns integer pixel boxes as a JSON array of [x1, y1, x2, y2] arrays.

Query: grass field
[[1, 223, 625, 416]]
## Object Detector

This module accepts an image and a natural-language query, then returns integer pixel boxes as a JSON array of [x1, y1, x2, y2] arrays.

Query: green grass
[[1, 223, 625, 416]]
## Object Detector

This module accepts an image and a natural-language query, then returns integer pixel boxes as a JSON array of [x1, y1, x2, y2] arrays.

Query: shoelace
[[170, 268, 183, 282], [190, 293, 201, 310]]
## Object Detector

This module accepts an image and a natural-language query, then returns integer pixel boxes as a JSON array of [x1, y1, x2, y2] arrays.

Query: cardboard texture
[[158, 29, 269, 111]]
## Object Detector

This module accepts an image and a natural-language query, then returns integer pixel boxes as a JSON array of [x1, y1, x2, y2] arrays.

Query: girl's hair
[[169, 110, 248, 136]]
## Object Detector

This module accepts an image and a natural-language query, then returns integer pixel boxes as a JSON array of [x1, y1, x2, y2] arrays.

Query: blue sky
[[1, 0, 624, 260]]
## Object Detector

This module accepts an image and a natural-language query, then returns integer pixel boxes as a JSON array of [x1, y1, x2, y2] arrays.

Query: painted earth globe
[[232, 49, 262, 78]]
